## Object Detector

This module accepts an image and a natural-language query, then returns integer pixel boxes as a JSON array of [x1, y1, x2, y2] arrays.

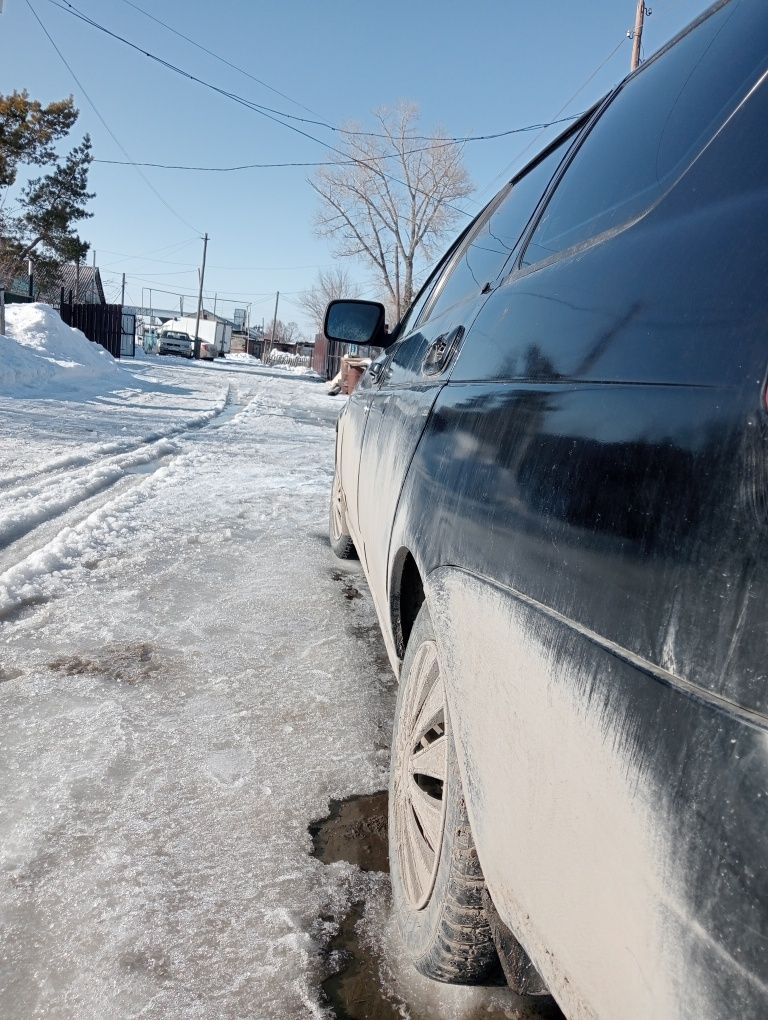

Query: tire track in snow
[[0, 437, 179, 553], [0, 382, 234, 492], [0, 439, 177, 578], [0, 445, 195, 620], [0, 386, 256, 604], [0, 384, 251, 554]]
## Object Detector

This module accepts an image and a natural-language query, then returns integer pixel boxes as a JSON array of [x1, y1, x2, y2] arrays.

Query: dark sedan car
[[327, 2, 768, 1017]]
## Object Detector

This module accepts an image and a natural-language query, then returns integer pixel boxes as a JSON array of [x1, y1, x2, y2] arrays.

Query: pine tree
[[15, 135, 94, 264], [0, 90, 78, 188], [0, 92, 93, 292]]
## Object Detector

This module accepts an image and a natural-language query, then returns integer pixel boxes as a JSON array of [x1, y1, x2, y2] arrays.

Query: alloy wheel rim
[[331, 474, 345, 541], [393, 639, 448, 910]]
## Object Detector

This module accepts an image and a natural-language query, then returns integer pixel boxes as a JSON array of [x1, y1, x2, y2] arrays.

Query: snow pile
[[266, 349, 309, 368], [268, 361, 320, 378], [224, 351, 264, 365], [0, 303, 120, 394]]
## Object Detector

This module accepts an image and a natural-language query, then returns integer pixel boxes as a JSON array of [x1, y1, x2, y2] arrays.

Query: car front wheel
[[389, 602, 498, 983]]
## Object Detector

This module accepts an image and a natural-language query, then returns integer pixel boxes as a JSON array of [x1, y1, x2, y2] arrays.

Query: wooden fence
[[59, 297, 125, 358]]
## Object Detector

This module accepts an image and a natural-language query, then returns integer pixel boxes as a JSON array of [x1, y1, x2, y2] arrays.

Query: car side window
[[522, 1, 768, 268], [419, 136, 574, 326]]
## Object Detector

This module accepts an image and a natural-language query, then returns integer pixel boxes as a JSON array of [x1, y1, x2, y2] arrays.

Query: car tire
[[329, 470, 358, 560], [389, 602, 498, 984]]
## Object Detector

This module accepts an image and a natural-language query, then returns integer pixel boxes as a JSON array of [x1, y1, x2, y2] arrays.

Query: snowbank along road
[[0, 317, 537, 1019]]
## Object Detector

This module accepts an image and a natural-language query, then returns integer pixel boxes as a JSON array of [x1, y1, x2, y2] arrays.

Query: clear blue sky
[[2, 0, 711, 333]]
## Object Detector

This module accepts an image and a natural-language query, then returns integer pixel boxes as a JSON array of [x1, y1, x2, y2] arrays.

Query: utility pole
[[268, 290, 280, 360], [121, 272, 126, 305], [631, 1, 648, 71], [193, 232, 209, 359]]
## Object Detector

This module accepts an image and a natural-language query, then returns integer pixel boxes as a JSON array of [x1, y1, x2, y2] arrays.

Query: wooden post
[[268, 290, 280, 361], [193, 233, 208, 359], [631, 0, 646, 71]]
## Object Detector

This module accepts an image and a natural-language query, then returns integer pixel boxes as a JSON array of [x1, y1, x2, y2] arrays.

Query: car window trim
[[484, 112, 595, 289], [416, 108, 598, 328], [513, 2, 752, 277], [415, 190, 510, 329], [509, 65, 768, 285], [509, 88, 620, 277], [388, 206, 490, 345]]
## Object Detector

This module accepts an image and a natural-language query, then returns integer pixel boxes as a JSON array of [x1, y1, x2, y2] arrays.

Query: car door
[[354, 301, 474, 618], [335, 261, 449, 542], [335, 356, 380, 541], [355, 132, 579, 635]]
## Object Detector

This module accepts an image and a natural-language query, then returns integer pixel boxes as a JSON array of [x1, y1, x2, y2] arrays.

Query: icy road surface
[[0, 354, 534, 1019]]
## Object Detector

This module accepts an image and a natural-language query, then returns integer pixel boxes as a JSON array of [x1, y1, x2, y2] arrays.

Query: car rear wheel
[[389, 602, 498, 983], [329, 470, 357, 560]]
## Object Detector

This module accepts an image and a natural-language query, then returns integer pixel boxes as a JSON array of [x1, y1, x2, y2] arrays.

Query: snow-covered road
[[0, 347, 391, 1016], [0, 327, 544, 1019]]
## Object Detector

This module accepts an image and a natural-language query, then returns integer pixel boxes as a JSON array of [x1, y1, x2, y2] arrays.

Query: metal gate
[[120, 311, 136, 357]]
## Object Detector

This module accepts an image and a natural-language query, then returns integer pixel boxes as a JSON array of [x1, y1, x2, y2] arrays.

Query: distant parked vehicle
[[328, 2, 768, 1017], [158, 330, 196, 359], [161, 316, 232, 359]]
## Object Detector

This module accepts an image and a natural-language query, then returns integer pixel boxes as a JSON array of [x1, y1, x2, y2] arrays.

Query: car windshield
[[164, 332, 188, 340]]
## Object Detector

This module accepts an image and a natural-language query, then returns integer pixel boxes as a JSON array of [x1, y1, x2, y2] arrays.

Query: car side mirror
[[324, 299, 387, 347]]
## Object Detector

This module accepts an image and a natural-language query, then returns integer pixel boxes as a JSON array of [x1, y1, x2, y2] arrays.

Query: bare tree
[[310, 102, 472, 321], [299, 266, 362, 335], [269, 319, 303, 345]]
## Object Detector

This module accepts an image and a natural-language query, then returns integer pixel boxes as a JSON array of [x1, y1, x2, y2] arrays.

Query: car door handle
[[422, 326, 465, 376]]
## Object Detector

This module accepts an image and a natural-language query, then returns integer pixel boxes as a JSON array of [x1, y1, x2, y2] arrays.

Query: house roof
[[7, 262, 106, 305], [53, 264, 106, 304]]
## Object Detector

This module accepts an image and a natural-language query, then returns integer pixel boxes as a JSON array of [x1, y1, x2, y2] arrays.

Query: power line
[[92, 143, 460, 172], [108, 0, 577, 146], [475, 36, 627, 205], [123, 279, 307, 300], [115, 0, 324, 120], [100, 265, 196, 278], [25, 0, 203, 235], [98, 236, 200, 267], [49, 0, 593, 222], [96, 247, 340, 272], [91, 115, 583, 173], [206, 262, 336, 272], [42, 0, 477, 217]]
